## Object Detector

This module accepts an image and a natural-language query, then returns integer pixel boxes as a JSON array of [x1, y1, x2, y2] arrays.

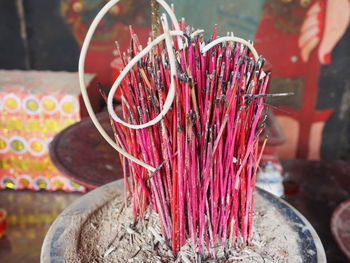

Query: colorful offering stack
[[0, 70, 94, 192]]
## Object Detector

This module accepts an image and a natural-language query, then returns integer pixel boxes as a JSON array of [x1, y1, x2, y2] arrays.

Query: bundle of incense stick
[[102, 23, 270, 255]]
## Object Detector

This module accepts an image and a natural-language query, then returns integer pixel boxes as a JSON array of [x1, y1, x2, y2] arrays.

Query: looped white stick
[[201, 36, 259, 61], [201, 36, 266, 79], [79, 0, 184, 172], [190, 29, 204, 39], [107, 30, 183, 130], [79, 0, 264, 172]]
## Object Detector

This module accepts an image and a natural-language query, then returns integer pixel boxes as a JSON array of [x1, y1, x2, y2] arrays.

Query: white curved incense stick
[[78, 0, 263, 172], [201, 36, 259, 61], [106, 30, 184, 130], [190, 29, 205, 38], [79, 0, 183, 171]]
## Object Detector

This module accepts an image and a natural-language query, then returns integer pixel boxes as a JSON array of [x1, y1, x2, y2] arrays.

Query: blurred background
[[3, 0, 350, 161], [0, 0, 350, 262]]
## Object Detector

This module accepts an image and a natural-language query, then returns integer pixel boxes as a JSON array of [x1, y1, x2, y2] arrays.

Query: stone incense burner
[[42, 0, 327, 261]]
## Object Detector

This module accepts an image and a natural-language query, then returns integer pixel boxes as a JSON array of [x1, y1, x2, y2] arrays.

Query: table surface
[[0, 159, 349, 262], [0, 190, 82, 263], [49, 111, 123, 189]]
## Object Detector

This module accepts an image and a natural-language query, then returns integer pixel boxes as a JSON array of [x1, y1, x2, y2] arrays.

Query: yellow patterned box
[[0, 70, 95, 192]]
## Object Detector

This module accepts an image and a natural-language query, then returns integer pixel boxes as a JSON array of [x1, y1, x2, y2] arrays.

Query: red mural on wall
[[255, 0, 350, 160], [60, 0, 151, 87]]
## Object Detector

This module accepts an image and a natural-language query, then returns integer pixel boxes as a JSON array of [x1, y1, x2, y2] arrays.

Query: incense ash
[[75, 190, 302, 263]]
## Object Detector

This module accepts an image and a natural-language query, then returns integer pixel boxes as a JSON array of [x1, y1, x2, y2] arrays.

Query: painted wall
[[174, 0, 350, 160], [171, 0, 264, 40], [0, 0, 150, 84], [254, 0, 350, 160], [2, 0, 350, 160]]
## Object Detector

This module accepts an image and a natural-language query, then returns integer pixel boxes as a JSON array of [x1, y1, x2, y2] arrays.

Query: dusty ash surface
[[65, 193, 303, 263]]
